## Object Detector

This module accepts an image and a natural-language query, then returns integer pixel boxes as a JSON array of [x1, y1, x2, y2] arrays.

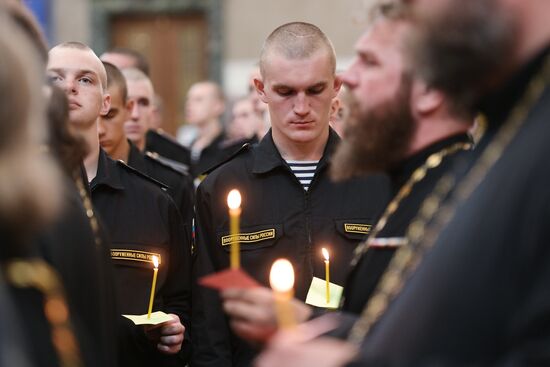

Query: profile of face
[[124, 78, 154, 147], [329, 87, 352, 137], [229, 98, 261, 140], [255, 49, 341, 147], [185, 82, 224, 126], [331, 20, 416, 180], [98, 85, 132, 155], [47, 47, 110, 129], [406, 0, 515, 109]]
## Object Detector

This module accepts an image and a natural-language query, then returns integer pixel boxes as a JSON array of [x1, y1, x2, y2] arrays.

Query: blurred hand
[[144, 313, 185, 354], [255, 330, 357, 367], [221, 287, 312, 343]]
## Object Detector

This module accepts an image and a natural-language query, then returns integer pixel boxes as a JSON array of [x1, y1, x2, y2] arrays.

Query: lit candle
[[227, 189, 242, 269], [147, 255, 159, 319], [322, 248, 330, 304], [269, 259, 295, 329]]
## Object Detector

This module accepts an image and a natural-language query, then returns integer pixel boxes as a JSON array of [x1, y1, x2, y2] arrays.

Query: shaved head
[[50, 42, 108, 91], [259, 22, 336, 78], [121, 67, 154, 92], [103, 62, 127, 101]]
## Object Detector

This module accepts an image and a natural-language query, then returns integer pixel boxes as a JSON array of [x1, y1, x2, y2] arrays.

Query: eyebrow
[[272, 81, 328, 90], [47, 68, 100, 78]]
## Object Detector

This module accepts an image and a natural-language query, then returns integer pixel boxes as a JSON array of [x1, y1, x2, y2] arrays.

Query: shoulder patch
[[145, 151, 189, 175], [145, 151, 190, 175], [202, 143, 252, 176], [116, 159, 168, 189]]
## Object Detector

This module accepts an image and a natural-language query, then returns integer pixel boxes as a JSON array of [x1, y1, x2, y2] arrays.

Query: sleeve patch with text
[[344, 223, 371, 235], [221, 229, 276, 246], [111, 249, 162, 264]]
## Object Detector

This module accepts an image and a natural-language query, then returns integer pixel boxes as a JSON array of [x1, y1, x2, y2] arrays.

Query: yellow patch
[[344, 223, 371, 235], [111, 249, 162, 264], [221, 229, 276, 246]]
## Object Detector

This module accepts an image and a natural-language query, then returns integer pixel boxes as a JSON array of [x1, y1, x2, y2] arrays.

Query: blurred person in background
[[0, 5, 69, 366], [100, 47, 150, 75], [328, 85, 353, 137], [185, 80, 249, 178], [228, 97, 267, 142]]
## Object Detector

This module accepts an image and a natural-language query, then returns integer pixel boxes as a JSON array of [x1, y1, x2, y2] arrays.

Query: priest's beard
[[407, 0, 516, 113], [330, 75, 415, 181]]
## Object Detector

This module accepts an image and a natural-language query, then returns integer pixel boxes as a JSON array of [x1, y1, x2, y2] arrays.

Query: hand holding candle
[[322, 248, 330, 304], [227, 189, 242, 269], [269, 259, 295, 329], [147, 255, 159, 319]]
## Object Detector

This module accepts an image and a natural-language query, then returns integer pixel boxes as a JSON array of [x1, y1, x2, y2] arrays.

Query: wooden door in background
[[111, 14, 208, 136]]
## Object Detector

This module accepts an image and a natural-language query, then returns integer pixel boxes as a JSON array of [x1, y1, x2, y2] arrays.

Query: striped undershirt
[[286, 160, 319, 191]]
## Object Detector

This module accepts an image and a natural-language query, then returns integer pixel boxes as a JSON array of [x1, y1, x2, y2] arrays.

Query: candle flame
[[227, 189, 242, 210], [152, 255, 159, 268], [322, 248, 329, 261], [269, 259, 294, 293]]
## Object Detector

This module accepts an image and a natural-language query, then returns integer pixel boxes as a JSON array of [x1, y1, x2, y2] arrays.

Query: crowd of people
[[1, 0, 550, 366]]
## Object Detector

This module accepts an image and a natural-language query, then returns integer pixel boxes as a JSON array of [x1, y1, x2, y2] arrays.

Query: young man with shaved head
[[191, 22, 390, 367], [47, 42, 192, 367], [98, 64, 194, 227]]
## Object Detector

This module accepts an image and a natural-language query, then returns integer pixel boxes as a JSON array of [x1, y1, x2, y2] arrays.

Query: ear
[[100, 93, 111, 117], [333, 75, 343, 95], [330, 97, 341, 120], [411, 80, 443, 116], [254, 78, 268, 103], [125, 98, 135, 113]]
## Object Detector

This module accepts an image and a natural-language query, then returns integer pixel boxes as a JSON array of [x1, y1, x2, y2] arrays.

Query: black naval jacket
[[127, 141, 195, 227], [348, 46, 550, 366], [192, 129, 390, 367], [90, 149, 192, 366], [191, 132, 257, 178], [146, 128, 192, 168]]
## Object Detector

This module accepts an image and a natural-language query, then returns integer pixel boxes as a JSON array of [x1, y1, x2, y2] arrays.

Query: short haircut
[[259, 22, 336, 78], [56, 41, 90, 50], [50, 42, 109, 91], [105, 47, 150, 76], [191, 80, 225, 102], [103, 62, 128, 101], [121, 67, 149, 83], [121, 67, 154, 98]]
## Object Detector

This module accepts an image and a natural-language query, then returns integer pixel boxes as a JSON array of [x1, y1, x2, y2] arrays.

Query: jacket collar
[[252, 128, 340, 174], [90, 148, 125, 191], [127, 140, 147, 173]]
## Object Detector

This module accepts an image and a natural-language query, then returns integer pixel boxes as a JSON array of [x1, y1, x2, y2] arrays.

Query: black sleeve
[[161, 198, 193, 360], [191, 184, 233, 367]]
